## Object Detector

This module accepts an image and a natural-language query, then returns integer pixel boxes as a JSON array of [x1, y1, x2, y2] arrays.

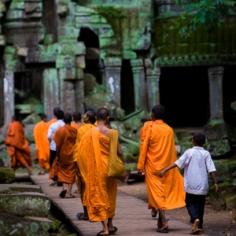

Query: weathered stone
[[0, 192, 50, 217], [0, 167, 15, 183], [16, 47, 28, 57], [57, 4, 69, 17], [0, 212, 52, 236], [76, 55, 86, 68], [0, 184, 41, 193], [84, 73, 97, 95], [0, 35, 5, 46], [0, 2, 6, 13]]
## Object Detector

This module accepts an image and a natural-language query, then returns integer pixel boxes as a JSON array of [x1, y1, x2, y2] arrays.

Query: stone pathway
[[31, 174, 207, 236]]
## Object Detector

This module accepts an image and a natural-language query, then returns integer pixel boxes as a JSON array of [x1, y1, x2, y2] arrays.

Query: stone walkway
[[31, 174, 207, 236]]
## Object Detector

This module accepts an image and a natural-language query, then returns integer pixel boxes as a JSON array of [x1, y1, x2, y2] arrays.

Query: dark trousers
[[49, 150, 57, 167], [185, 193, 206, 229]]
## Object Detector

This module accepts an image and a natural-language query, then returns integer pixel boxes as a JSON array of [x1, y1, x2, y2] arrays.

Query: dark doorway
[[223, 66, 236, 126], [78, 27, 102, 84], [121, 60, 135, 115], [159, 66, 209, 127], [14, 70, 43, 119]]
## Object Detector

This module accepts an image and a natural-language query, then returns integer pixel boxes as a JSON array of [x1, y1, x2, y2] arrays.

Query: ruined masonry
[[0, 1, 236, 156]]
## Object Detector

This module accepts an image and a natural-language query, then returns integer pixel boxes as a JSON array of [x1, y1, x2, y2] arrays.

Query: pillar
[[4, 70, 14, 125], [131, 59, 146, 111], [206, 66, 230, 156], [104, 58, 122, 106], [145, 59, 161, 110], [208, 66, 224, 120]]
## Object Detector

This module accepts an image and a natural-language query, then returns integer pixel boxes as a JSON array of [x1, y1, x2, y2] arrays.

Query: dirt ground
[[118, 182, 236, 236]]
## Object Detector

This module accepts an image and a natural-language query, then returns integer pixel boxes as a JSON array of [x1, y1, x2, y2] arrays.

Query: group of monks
[[4, 104, 186, 236]]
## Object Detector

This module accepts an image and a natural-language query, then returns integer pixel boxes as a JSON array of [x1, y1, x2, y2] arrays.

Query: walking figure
[[160, 132, 218, 234]]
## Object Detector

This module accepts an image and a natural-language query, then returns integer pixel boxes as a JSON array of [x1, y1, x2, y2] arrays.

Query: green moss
[[154, 16, 236, 62], [125, 163, 137, 172], [0, 167, 15, 183], [95, 6, 126, 51], [207, 119, 225, 127]]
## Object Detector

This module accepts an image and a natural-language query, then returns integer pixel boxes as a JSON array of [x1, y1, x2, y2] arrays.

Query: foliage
[[174, 0, 235, 37]]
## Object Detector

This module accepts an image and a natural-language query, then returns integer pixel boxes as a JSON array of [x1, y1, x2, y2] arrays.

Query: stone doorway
[[159, 66, 209, 127], [78, 27, 102, 84], [121, 59, 135, 115], [223, 66, 236, 126], [14, 69, 43, 119]]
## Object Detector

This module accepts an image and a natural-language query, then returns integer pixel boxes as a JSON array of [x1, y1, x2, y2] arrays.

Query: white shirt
[[175, 146, 216, 195], [47, 119, 65, 151]]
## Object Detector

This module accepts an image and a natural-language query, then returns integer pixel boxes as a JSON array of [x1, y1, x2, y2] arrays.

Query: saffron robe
[[33, 120, 50, 170], [77, 127, 117, 222], [73, 123, 95, 162], [73, 123, 95, 204], [138, 120, 185, 210], [54, 124, 77, 184], [5, 121, 31, 169]]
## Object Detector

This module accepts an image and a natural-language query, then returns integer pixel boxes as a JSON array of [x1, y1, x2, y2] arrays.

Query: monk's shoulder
[[107, 128, 118, 137], [161, 122, 174, 135], [143, 121, 152, 129]]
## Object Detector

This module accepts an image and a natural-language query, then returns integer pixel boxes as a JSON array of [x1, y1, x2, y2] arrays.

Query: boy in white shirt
[[159, 133, 218, 234]]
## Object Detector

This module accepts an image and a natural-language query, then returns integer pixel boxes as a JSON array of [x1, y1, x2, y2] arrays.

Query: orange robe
[[33, 120, 50, 170], [77, 127, 117, 222], [73, 123, 94, 162], [54, 125, 77, 184], [138, 120, 185, 210], [5, 121, 31, 169]]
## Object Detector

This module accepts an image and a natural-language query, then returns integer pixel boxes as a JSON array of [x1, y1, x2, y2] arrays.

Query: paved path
[[31, 174, 207, 236]]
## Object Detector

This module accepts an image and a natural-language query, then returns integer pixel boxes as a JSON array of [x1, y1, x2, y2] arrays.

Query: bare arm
[[210, 171, 219, 192], [159, 163, 177, 177]]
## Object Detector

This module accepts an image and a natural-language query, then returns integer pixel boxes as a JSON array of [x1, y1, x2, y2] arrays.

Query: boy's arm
[[210, 171, 219, 192], [159, 163, 177, 177]]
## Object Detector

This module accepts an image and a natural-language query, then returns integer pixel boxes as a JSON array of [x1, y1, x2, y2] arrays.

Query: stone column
[[43, 68, 60, 117], [131, 59, 146, 111], [104, 58, 122, 106], [206, 66, 230, 156], [4, 71, 14, 125], [145, 59, 161, 110], [75, 79, 84, 112], [208, 66, 224, 120]]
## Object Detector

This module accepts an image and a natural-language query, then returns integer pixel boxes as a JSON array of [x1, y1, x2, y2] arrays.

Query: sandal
[[97, 230, 109, 236], [76, 212, 89, 221], [59, 190, 67, 198], [156, 226, 169, 233], [109, 226, 118, 235]]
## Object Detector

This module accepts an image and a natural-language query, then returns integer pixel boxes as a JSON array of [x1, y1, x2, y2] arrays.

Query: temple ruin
[[0, 0, 236, 154]]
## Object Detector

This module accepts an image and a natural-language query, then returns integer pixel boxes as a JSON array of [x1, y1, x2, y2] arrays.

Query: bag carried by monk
[[108, 130, 126, 179]]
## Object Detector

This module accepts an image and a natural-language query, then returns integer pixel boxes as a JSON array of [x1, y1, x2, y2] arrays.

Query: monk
[[77, 108, 120, 236], [5, 115, 32, 175], [137, 104, 185, 233], [54, 113, 77, 198], [33, 113, 50, 174], [74, 109, 96, 220]]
